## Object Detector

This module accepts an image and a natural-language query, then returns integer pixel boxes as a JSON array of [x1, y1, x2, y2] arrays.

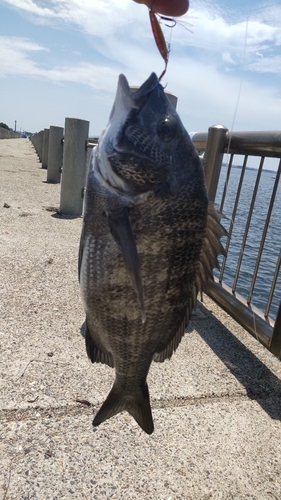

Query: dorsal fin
[[153, 203, 227, 363]]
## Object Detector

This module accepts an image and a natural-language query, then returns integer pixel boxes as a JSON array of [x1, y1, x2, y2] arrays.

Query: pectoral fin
[[107, 208, 145, 322], [78, 223, 85, 283]]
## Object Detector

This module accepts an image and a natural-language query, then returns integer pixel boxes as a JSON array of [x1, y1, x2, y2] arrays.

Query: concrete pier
[[1, 138, 281, 500]]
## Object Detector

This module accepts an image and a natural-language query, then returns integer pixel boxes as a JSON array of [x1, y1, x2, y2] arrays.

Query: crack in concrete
[[1, 391, 275, 423]]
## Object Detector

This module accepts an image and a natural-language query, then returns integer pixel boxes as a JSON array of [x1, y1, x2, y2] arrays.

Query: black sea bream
[[78, 73, 226, 434]]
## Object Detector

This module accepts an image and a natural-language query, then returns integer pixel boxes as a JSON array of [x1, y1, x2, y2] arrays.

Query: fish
[[78, 72, 226, 434]]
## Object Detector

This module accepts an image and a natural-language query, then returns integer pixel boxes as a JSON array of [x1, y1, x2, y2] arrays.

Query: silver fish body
[[79, 73, 226, 434]]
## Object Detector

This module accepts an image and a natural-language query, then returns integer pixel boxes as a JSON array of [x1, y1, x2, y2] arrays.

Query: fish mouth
[[110, 72, 164, 156], [96, 73, 165, 192], [109, 72, 160, 124], [127, 72, 160, 104], [119, 72, 159, 100]]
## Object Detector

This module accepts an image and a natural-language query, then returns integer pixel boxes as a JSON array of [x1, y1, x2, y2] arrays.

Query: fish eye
[[157, 117, 176, 142]]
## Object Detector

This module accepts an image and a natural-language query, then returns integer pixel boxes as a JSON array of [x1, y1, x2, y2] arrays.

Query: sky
[[0, 0, 280, 138]]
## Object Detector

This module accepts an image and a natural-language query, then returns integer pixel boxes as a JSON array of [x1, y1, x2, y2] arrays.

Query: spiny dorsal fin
[[196, 202, 228, 293], [153, 203, 227, 363]]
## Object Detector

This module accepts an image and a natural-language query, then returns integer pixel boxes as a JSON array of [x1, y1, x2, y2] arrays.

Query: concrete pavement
[[1, 139, 281, 499]]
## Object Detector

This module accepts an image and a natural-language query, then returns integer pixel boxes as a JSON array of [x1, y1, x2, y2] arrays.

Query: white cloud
[[2, 0, 134, 35], [4, 0, 57, 18], [222, 51, 235, 64], [0, 36, 48, 77], [247, 55, 281, 74], [3, 0, 281, 51], [1, 0, 280, 81], [0, 36, 120, 90], [46, 63, 120, 90], [164, 54, 281, 132], [1, 0, 281, 134], [182, 10, 280, 65]]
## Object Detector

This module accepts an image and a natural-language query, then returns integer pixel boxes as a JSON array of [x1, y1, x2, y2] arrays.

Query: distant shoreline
[[222, 163, 277, 174]]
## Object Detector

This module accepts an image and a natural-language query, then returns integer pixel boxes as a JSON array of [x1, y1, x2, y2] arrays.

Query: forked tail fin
[[93, 381, 154, 435]]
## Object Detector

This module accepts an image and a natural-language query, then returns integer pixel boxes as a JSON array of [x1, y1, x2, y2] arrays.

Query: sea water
[[214, 163, 281, 321]]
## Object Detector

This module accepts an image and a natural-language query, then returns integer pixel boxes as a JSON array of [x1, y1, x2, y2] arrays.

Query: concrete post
[[130, 87, 178, 109], [60, 118, 90, 217], [47, 126, 64, 183], [42, 128, 50, 169], [31, 132, 40, 159], [31, 130, 44, 162], [163, 91, 178, 109], [36, 130, 44, 163]]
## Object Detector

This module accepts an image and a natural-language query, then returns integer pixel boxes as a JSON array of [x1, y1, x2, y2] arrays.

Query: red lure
[[149, 9, 175, 81]]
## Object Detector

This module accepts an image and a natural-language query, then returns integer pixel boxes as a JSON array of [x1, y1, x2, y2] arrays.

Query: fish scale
[[79, 72, 227, 434]]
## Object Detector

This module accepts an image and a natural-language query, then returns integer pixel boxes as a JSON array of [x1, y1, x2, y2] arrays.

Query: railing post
[[47, 126, 64, 183], [37, 130, 44, 163], [270, 302, 281, 357], [31, 130, 44, 162], [31, 133, 35, 148], [60, 117, 89, 217], [31, 132, 37, 153], [42, 128, 49, 169], [203, 125, 228, 202]]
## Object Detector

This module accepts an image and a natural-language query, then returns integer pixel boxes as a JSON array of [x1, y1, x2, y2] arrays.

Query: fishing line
[[224, 8, 261, 340], [227, 14, 249, 154], [223, 12, 249, 218], [218, 9, 250, 320]]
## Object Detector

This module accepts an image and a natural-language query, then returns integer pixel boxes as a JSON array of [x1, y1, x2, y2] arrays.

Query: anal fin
[[84, 321, 114, 368]]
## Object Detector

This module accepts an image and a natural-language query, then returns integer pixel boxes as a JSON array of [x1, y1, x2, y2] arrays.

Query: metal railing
[[192, 126, 281, 357], [32, 123, 280, 354]]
